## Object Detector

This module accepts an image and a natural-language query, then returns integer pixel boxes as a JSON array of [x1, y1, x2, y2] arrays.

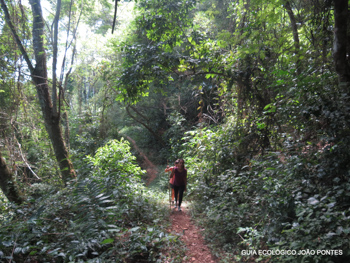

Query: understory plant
[[181, 102, 350, 262], [0, 138, 180, 262]]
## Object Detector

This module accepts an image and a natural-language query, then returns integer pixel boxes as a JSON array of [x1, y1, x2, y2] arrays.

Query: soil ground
[[126, 136, 158, 185], [168, 202, 218, 263]]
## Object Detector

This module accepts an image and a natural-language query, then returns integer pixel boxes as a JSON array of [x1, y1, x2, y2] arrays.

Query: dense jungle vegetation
[[1, 0, 350, 262]]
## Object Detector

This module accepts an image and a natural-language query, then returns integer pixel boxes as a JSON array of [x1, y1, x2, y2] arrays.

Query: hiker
[[170, 158, 187, 211], [165, 160, 178, 204]]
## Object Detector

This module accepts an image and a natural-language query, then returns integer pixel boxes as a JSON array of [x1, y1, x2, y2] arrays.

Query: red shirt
[[173, 167, 187, 186]]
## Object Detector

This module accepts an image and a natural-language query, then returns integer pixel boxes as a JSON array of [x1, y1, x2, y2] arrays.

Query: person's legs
[[173, 186, 179, 208], [178, 185, 185, 208]]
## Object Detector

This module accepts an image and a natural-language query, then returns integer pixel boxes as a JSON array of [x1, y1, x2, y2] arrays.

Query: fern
[[64, 178, 119, 259], [0, 139, 175, 262]]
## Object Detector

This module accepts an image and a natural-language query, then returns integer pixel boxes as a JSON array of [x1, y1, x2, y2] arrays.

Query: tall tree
[[0, 0, 76, 185], [284, 0, 301, 75], [333, 0, 350, 87]]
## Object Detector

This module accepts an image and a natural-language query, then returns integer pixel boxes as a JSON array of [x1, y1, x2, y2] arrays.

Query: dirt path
[[168, 202, 218, 263], [125, 136, 158, 185], [126, 136, 217, 262]]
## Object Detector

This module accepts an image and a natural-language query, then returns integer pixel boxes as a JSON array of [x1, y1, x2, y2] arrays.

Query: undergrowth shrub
[[87, 138, 145, 193], [0, 138, 180, 263], [181, 107, 350, 262]]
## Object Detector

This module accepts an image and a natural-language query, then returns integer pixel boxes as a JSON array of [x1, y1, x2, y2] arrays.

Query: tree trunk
[[1, 0, 76, 185], [0, 151, 23, 204], [52, 0, 62, 116], [29, 0, 76, 184], [284, 1, 301, 75], [333, 0, 350, 87], [62, 111, 70, 152]]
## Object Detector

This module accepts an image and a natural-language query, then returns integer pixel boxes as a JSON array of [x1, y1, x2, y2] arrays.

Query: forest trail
[[125, 136, 158, 185], [127, 136, 217, 262], [126, 136, 218, 263], [168, 203, 218, 263]]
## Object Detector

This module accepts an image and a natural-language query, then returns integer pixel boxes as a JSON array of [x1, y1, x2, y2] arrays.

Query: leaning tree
[[0, 0, 76, 187]]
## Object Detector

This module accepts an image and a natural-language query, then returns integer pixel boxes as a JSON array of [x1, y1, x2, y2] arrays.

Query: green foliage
[[136, 0, 197, 43], [112, 0, 225, 103], [27, 183, 55, 199], [0, 140, 179, 262], [0, 191, 10, 221], [164, 111, 188, 160], [179, 79, 350, 261], [87, 138, 145, 188], [2, 0, 350, 262]]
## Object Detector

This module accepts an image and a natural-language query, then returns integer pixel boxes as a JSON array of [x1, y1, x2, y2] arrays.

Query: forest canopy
[[1, 0, 350, 262]]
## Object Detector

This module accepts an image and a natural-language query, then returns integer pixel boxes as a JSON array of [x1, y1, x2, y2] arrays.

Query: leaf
[[28, 205, 46, 223], [325, 232, 336, 238], [129, 226, 140, 232], [205, 74, 215, 79], [14, 247, 22, 254], [101, 238, 114, 244], [327, 202, 336, 208], [307, 197, 319, 205]]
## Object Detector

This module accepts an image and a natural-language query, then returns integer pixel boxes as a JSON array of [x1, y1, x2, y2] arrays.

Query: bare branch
[[0, 0, 34, 73], [112, 0, 119, 34], [16, 141, 41, 180], [52, 0, 62, 116], [126, 105, 165, 146]]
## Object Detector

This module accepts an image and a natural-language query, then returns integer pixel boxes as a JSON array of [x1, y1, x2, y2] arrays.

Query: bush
[[0, 139, 179, 263], [179, 105, 350, 262]]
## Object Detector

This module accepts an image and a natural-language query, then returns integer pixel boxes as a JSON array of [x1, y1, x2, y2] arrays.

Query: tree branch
[[16, 141, 41, 180], [284, 0, 301, 75], [52, 0, 62, 116], [333, 0, 350, 86], [112, 0, 118, 34], [126, 105, 165, 146], [0, 0, 34, 74]]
